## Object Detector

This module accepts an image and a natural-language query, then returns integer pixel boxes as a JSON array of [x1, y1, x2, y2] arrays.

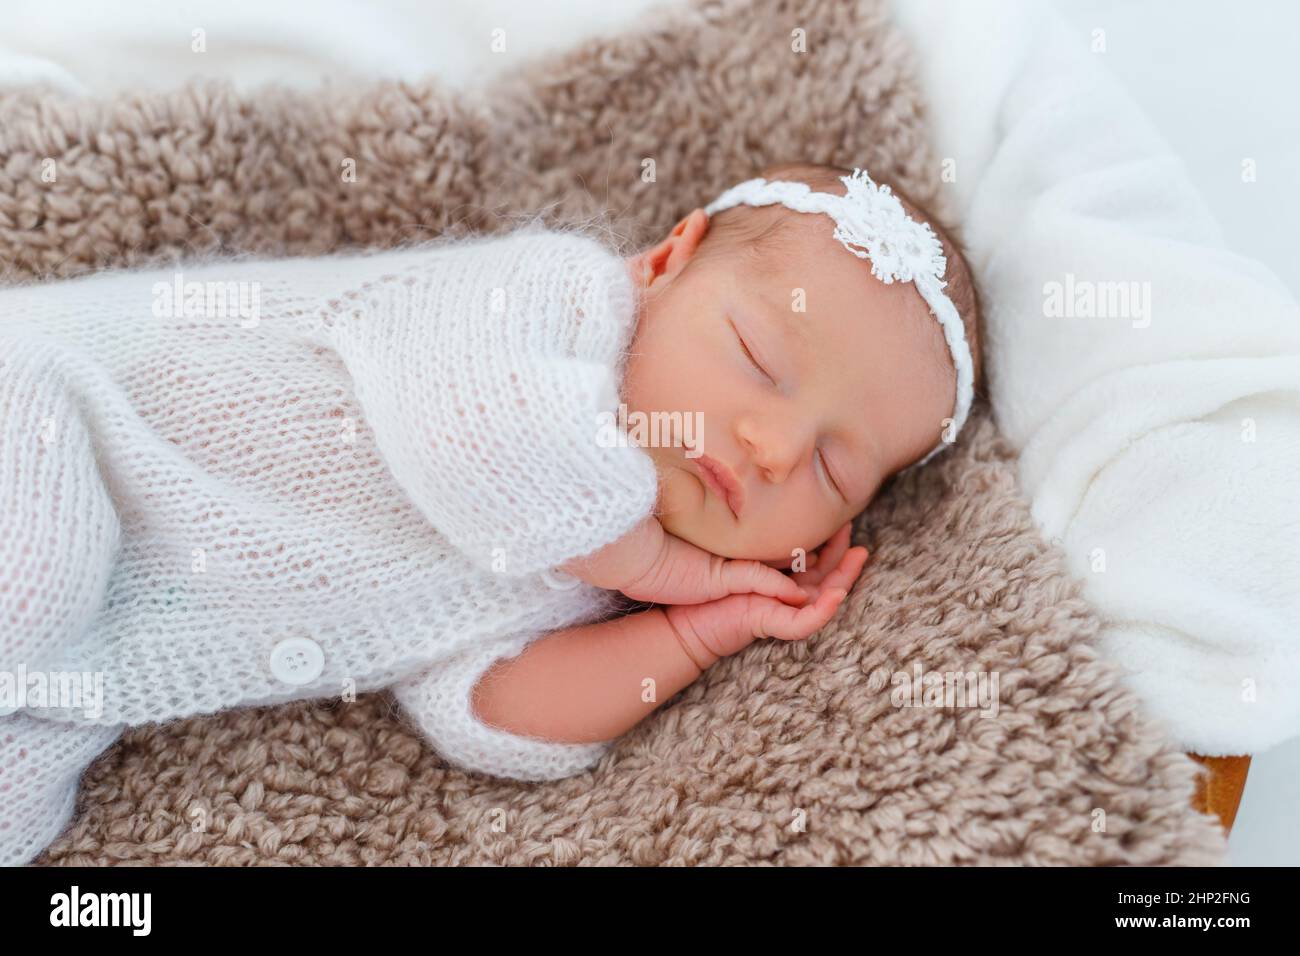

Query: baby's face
[[622, 208, 955, 566]]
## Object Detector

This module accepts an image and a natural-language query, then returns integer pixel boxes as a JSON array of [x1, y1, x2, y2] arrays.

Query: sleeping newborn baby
[[0, 162, 979, 864]]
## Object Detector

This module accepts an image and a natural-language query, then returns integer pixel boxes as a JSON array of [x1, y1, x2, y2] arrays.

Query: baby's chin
[[657, 494, 797, 567]]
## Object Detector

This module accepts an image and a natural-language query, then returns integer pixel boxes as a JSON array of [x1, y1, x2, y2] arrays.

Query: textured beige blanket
[[0, 0, 1225, 864]]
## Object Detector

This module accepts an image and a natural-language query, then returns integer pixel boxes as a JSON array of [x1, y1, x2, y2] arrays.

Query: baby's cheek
[[655, 473, 731, 554], [771, 507, 844, 566], [653, 472, 692, 531]]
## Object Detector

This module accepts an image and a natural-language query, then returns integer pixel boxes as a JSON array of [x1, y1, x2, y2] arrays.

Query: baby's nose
[[748, 434, 805, 485], [736, 411, 808, 484]]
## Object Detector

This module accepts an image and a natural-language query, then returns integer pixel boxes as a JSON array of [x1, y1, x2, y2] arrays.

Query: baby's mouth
[[688, 451, 745, 520]]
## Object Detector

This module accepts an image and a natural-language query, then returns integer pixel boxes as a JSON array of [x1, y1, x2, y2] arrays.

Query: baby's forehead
[[744, 215, 906, 311], [746, 209, 877, 288], [737, 221, 951, 385]]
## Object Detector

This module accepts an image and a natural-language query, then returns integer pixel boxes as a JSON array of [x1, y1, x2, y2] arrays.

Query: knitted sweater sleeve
[[330, 225, 660, 578], [390, 630, 613, 781]]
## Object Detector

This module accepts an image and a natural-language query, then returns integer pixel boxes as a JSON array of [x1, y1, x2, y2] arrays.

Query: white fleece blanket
[[0, 0, 664, 94], [893, 0, 1300, 755]]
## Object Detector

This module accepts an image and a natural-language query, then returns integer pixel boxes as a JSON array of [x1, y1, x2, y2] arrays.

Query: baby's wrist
[[560, 516, 664, 591], [660, 604, 741, 672]]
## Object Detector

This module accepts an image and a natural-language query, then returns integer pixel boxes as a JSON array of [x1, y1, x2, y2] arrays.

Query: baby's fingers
[[816, 546, 869, 595], [722, 558, 808, 606], [751, 586, 847, 641], [792, 522, 852, 588]]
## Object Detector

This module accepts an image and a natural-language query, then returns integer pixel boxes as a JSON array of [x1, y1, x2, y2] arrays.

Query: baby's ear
[[628, 209, 710, 288]]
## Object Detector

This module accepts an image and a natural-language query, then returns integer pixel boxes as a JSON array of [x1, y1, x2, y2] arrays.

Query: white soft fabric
[[0, 0, 670, 95], [0, 711, 126, 868], [0, 226, 659, 863], [893, 0, 1300, 755]]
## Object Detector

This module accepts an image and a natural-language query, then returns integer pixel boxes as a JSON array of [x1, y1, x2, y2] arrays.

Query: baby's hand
[[561, 516, 808, 607], [622, 526, 814, 607], [664, 535, 869, 669]]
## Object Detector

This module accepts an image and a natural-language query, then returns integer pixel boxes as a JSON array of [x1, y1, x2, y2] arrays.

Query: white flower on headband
[[702, 166, 975, 466], [704, 169, 946, 286], [832, 170, 948, 287]]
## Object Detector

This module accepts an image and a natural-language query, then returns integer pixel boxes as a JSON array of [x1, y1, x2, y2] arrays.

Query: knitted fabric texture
[[1, 228, 659, 862], [0, 0, 1227, 866]]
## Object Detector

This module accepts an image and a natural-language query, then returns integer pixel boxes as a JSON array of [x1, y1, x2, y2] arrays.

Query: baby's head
[[621, 162, 981, 566]]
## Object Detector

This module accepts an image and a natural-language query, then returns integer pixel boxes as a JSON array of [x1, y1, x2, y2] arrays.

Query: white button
[[540, 568, 581, 590], [269, 637, 325, 686], [0, 703, 19, 717]]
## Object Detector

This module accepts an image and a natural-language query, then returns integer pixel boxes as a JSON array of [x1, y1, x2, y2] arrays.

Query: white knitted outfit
[[0, 227, 659, 865]]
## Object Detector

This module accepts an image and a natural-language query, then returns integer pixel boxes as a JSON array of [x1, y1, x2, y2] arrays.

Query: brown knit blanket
[[1, 0, 1225, 865]]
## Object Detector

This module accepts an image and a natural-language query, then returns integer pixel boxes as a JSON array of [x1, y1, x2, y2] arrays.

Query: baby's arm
[[476, 532, 868, 745], [559, 514, 809, 608], [469, 607, 708, 744]]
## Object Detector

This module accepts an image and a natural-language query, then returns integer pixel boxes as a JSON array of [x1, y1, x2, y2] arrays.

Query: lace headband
[[703, 168, 974, 466]]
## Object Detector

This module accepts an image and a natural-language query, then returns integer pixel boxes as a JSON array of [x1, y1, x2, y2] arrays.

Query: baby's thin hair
[[487, 205, 644, 261]]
